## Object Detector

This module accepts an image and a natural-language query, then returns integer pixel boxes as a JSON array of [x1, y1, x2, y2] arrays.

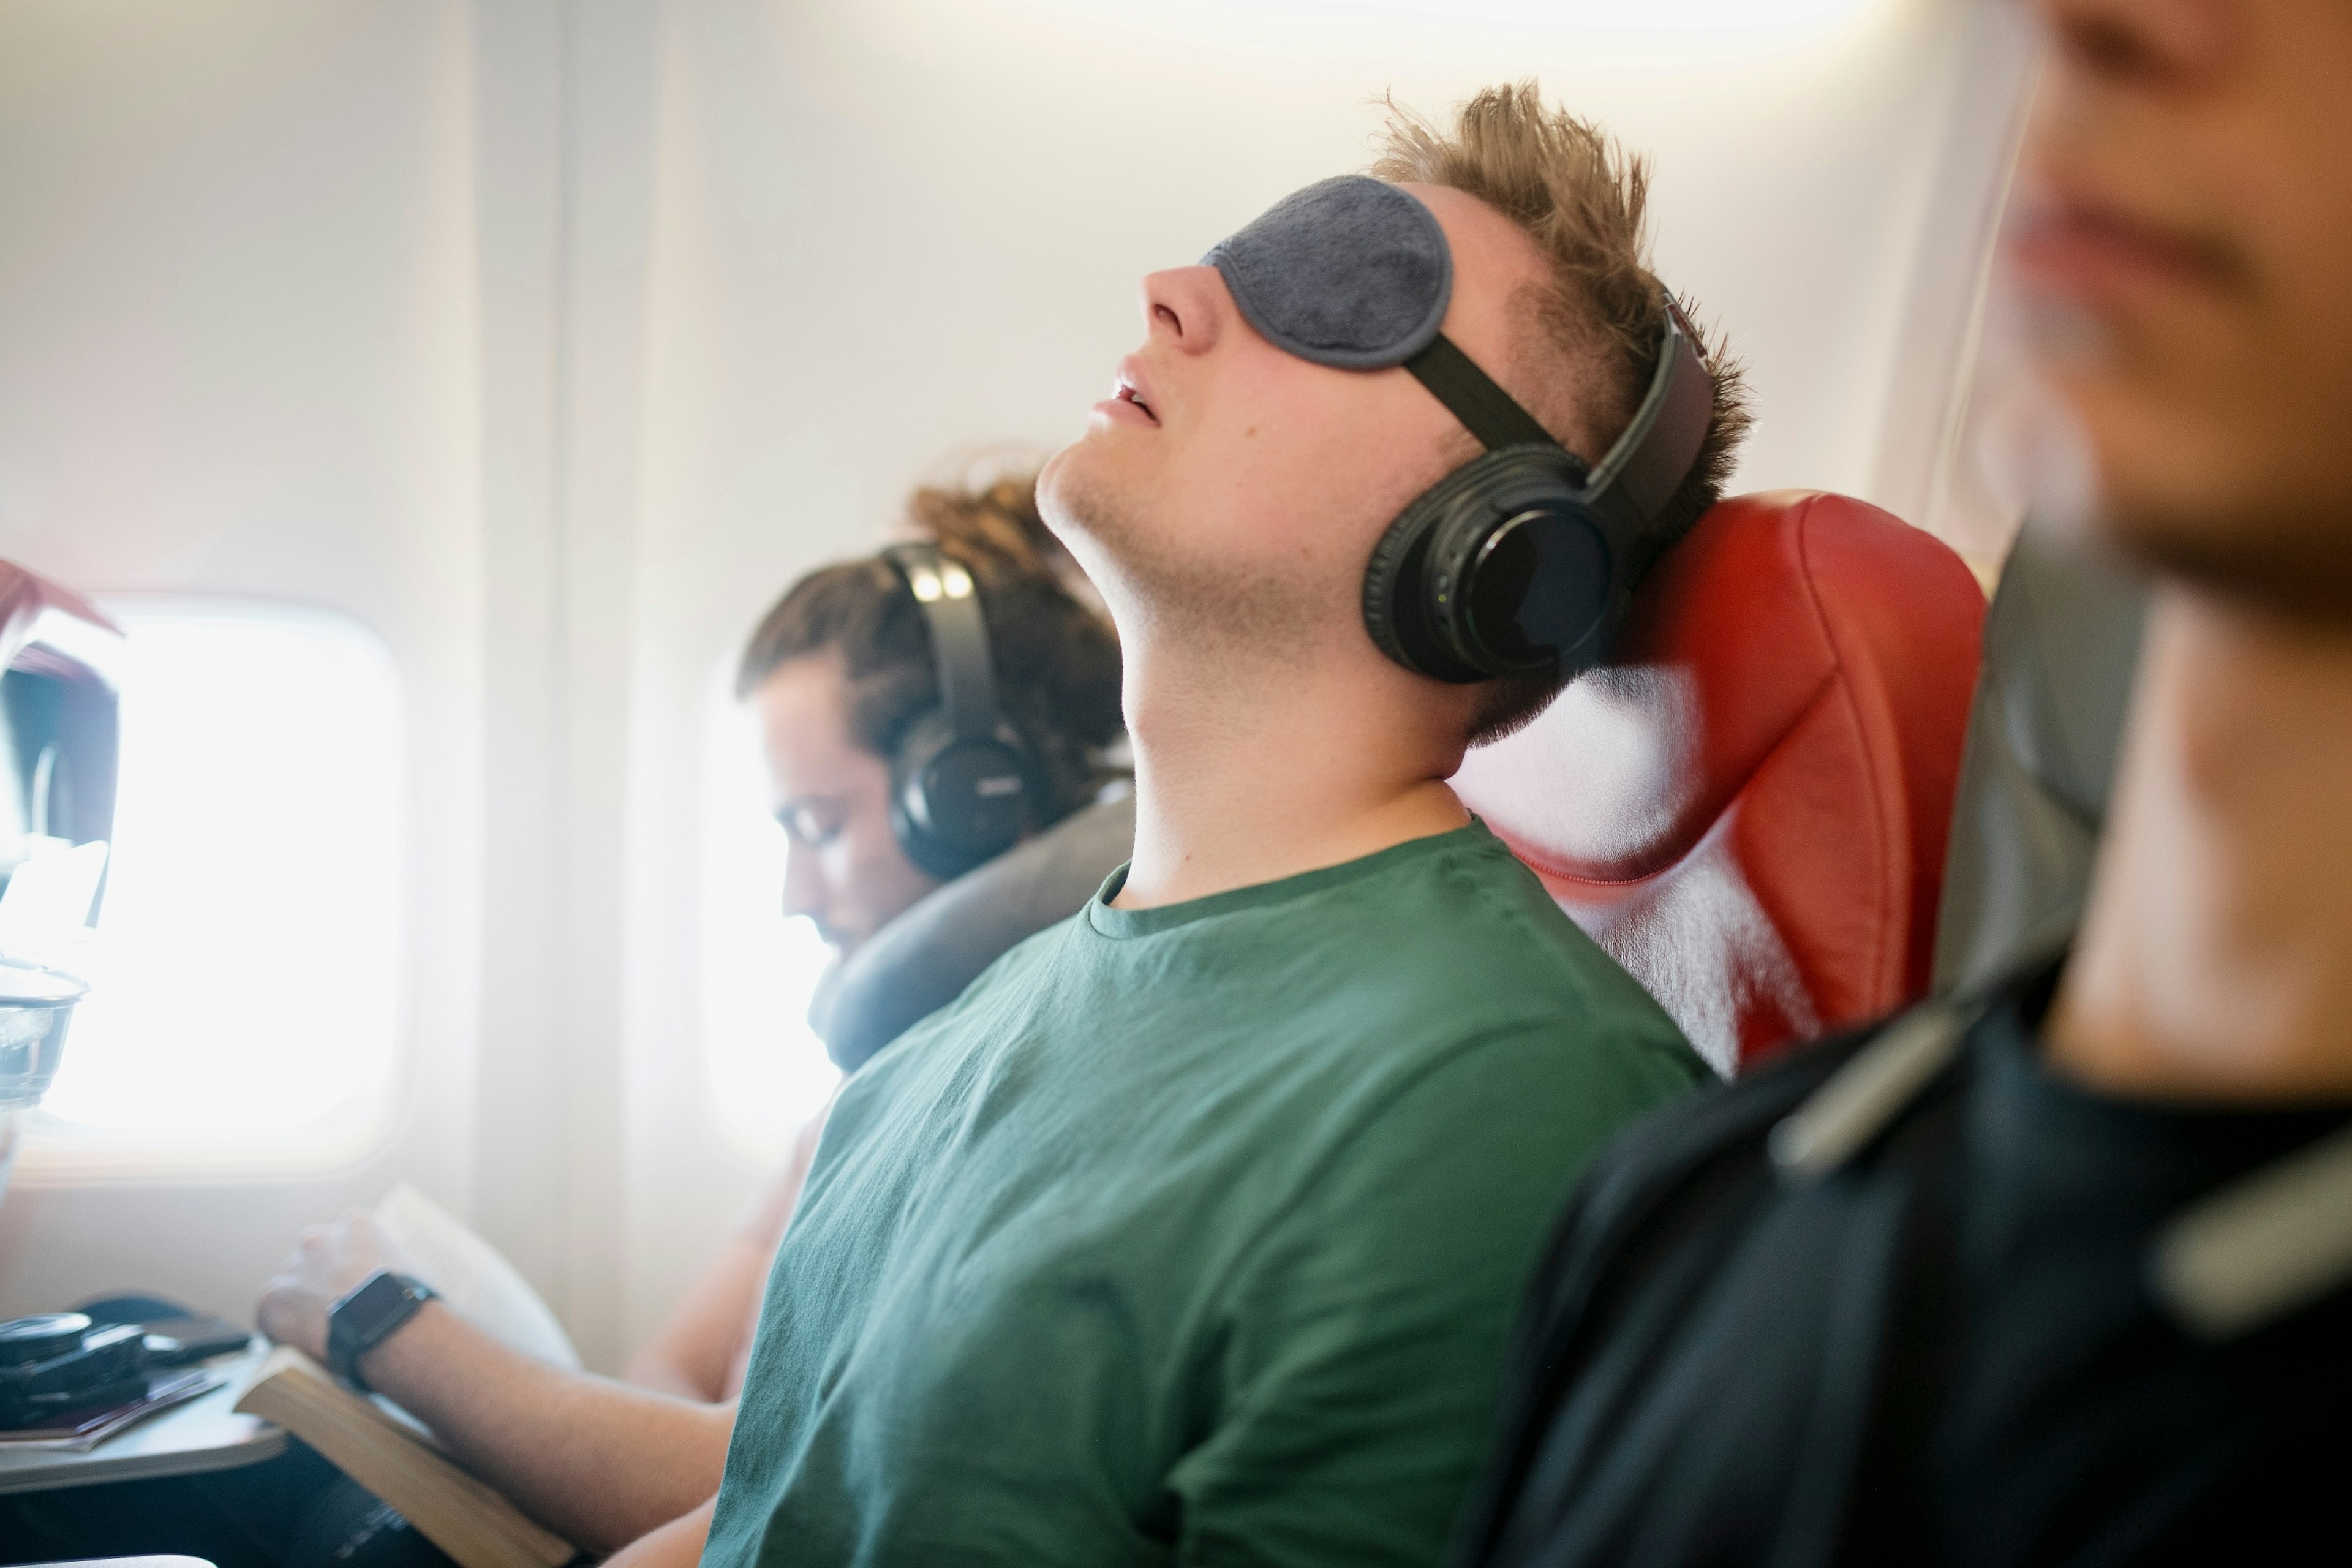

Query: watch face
[[340, 1272, 421, 1341]]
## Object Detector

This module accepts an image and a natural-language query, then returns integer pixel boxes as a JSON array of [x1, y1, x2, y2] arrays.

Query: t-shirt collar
[[1086, 820, 1496, 941]]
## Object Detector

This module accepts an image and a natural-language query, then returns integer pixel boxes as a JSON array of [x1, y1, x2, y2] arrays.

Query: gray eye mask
[[1203, 174, 1559, 454], [1202, 173, 1713, 525], [1204, 175, 1455, 371]]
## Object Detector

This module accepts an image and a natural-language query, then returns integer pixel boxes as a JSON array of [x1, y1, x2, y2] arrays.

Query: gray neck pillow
[[810, 790, 1137, 1073]]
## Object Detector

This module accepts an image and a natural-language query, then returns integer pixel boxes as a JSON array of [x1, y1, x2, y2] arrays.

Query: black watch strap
[[326, 1270, 437, 1392]]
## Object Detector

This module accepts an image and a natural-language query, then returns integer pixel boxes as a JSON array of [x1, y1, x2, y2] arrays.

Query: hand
[[257, 1210, 414, 1362]]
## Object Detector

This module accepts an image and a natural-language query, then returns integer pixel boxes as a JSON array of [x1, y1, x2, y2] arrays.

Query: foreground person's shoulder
[[1554, 1022, 1889, 1248]]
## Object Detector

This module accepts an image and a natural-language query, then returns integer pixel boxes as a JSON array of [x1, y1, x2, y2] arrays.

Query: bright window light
[[36, 603, 404, 1137], [699, 678, 840, 1159]]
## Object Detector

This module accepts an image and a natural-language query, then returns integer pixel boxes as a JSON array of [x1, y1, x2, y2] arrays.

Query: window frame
[[12, 595, 414, 1186]]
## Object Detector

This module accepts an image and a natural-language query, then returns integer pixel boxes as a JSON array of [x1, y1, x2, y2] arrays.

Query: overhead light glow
[[970, 0, 1891, 54], [1138, 0, 1879, 32]]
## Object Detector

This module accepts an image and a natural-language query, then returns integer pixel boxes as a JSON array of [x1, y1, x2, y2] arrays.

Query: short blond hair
[[1373, 82, 1753, 744]]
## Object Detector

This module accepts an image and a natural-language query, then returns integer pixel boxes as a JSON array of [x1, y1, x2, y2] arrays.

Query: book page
[[374, 1183, 581, 1371]]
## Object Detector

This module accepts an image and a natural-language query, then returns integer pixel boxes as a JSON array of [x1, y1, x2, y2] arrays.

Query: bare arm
[[363, 1303, 731, 1551], [622, 1102, 829, 1399], [620, 1235, 772, 1401], [258, 1219, 733, 1553], [607, 1497, 716, 1568]]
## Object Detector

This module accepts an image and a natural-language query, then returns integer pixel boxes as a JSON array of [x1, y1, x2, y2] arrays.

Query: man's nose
[[1139, 266, 1224, 356], [782, 843, 826, 925]]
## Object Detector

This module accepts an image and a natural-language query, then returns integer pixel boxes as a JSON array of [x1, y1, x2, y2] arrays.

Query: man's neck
[[2048, 587, 2352, 1102], [1110, 638, 1471, 910]]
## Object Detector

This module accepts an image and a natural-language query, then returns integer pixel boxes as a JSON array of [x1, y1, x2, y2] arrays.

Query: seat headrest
[[1455, 492, 1985, 1073]]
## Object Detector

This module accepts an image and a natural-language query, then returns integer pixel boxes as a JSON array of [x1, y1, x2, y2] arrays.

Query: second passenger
[[249, 474, 1126, 1557]]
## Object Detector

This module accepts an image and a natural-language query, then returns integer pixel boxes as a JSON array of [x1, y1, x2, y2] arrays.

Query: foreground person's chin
[[2106, 510, 2352, 624]]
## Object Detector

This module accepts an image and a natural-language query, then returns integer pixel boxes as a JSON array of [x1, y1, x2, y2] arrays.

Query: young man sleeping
[[616, 84, 1748, 1568]]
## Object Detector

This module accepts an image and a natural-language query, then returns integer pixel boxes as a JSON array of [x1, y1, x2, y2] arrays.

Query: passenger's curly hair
[[736, 473, 1125, 825]]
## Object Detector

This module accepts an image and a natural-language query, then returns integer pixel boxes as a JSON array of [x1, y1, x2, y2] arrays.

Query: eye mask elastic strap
[[1402, 334, 1559, 454]]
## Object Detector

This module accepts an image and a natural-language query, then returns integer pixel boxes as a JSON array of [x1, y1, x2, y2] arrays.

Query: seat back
[[1932, 521, 2146, 996], [1453, 491, 1985, 1074]]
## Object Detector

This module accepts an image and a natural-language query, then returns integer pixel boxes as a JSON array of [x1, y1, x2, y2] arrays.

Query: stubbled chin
[[1037, 443, 1127, 549]]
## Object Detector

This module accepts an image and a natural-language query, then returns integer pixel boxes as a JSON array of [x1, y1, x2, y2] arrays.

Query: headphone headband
[[1588, 304, 1712, 532], [884, 543, 1000, 743]]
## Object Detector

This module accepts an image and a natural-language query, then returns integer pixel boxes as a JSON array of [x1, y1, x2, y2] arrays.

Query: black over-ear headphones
[[1362, 305, 1715, 684], [881, 543, 1046, 880]]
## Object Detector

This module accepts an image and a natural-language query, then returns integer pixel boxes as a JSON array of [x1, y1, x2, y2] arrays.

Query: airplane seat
[[1452, 491, 1985, 1076], [1932, 521, 2147, 997]]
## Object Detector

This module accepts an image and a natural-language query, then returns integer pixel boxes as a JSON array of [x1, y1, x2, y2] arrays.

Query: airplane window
[[699, 685, 841, 1159], [35, 603, 403, 1140]]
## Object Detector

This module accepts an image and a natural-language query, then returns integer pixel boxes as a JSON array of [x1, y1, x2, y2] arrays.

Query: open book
[[234, 1347, 572, 1568], [372, 1182, 581, 1371], [233, 1184, 585, 1568]]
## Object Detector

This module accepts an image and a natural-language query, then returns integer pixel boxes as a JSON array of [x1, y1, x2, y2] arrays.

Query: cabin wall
[[0, 0, 492, 1330], [0, 0, 2034, 1368]]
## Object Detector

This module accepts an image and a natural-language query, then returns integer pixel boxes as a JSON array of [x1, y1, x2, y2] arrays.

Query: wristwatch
[[326, 1270, 438, 1391]]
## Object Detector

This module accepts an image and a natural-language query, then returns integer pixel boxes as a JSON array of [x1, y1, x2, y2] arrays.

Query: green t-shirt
[[703, 822, 1705, 1568]]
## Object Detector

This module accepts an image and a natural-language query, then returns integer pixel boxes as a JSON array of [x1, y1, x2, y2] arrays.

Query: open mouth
[[1107, 356, 1161, 427]]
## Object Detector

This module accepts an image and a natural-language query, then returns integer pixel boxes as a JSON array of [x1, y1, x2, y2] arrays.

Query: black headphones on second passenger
[[881, 543, 1046, 880], [1205, 175, 1715, 684]]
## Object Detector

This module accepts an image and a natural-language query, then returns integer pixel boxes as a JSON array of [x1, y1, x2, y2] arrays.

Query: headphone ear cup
[[1365, 445, 1623, 684], [1363, 491, 1482, 684], [889, 710, 1043, 881], [887, 711, 956, 880], [1439, 492, 1615, 677]]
